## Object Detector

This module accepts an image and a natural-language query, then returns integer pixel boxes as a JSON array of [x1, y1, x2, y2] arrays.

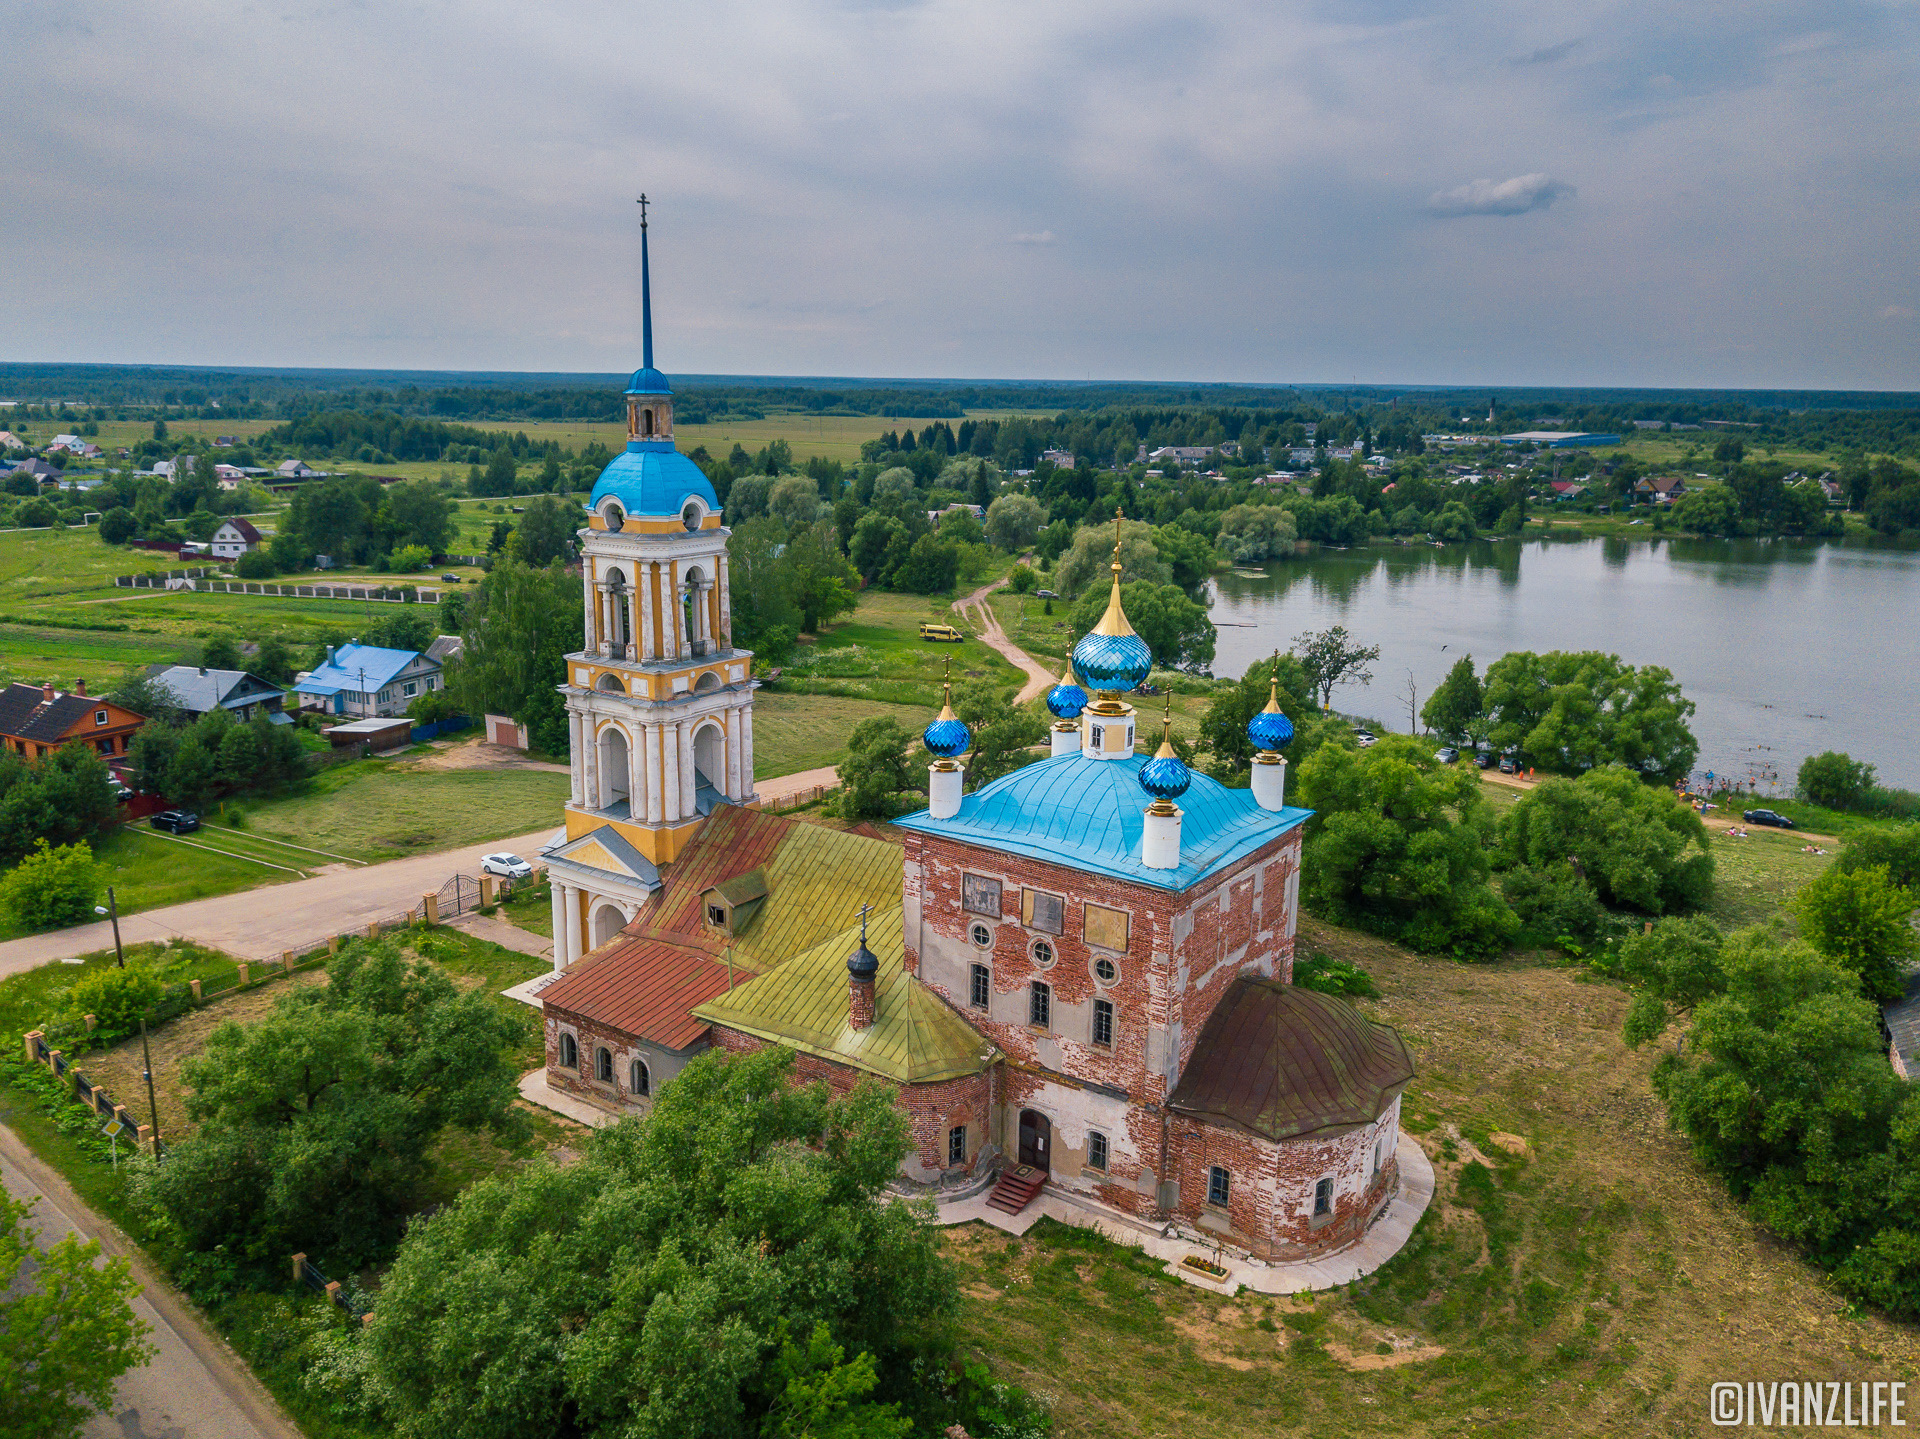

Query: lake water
[[1208, 535, 1920, 793]]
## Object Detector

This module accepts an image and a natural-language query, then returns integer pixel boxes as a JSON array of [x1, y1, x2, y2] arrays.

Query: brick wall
[[543, 1004, 703, 1111], [711, 1025, 994, 1183]]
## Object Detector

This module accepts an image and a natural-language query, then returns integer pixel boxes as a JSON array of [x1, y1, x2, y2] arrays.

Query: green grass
[[751, 690, 930, 779], [497, 875, 553, 937], [1703, 828, 1835, 927], [234, 758, 566, 860], [0, 827, 292, 942], [779, 588, 1014, 708]]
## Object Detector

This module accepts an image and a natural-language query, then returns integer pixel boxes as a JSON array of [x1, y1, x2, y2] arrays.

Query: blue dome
[[625, 366, 672, 396], [1073, 630, 1153, 692], [589, 441, 721, 521], [1248, 708, 1294, 751], [1139, 749, 1192, 802], [1046, 672, 1088, 719], [923, 703, 971, 759]]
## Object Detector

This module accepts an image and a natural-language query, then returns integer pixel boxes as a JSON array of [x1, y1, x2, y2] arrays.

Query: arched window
[[604, 502, 625, 531], [642, 408, 655, 437], [595, 1047, 613, 1083], [559, 1032, 578, 1069], [630, 1059, 651, 1096], [682, 502, 701, 532]]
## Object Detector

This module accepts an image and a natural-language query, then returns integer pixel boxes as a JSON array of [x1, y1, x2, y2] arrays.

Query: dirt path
[[413, 736, 569, 774], [952, 580, 1053, 704]]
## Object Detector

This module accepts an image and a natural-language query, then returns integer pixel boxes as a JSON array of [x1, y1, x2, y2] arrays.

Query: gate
[[436, 873, 482, 918]]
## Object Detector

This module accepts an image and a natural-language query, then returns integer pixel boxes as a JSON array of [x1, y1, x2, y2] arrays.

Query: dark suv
[[1743, 809, 1794, 829], [150, 810, 201, 835]]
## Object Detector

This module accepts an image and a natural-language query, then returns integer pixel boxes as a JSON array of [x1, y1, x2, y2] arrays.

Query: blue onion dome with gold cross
[[1071, 509, 1153, 693], [923, 665, 971, 759], [1046, 666, 1088, 719], [1138, 698, 1191, 803], [1247, 665, 1295, 752]]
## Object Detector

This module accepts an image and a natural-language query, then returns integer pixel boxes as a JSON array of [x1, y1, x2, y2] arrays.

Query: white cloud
[[1508, 38, 1581, 67], [1009, 231, 1057, 246], [1427, 174, 1576, 218]]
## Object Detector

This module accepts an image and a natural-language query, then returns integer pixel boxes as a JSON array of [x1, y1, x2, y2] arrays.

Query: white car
[[1353, 731, 1379, 748], [480, 852, 534, 880]]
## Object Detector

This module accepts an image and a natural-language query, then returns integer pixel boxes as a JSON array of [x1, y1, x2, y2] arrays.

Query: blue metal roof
[[625, 366, 672, 395], [893, 752, 1309, 891], [301, 643, 424, 694], [589, 441, 720, 520]]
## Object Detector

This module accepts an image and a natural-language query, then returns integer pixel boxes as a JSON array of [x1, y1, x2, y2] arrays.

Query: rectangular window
[[1084, 902, 1130, 953], [94, 710, 108, 726], [969, 963, 990, 1011], [403, 681, 417, 697], [948, 1125, 967, 1167], [1028, 980, 1051, 1029], [1208, 1166, 1231, 1208], [961, 873, 1001, 916], [427, 675, 439, 690], [1087, 1130, 1109, 1172], [1092, 998, 1114, 1047], [1020, 887, 1064, 935], [96, 739, 113, 755], [1313, 1177, 1333, 1217]]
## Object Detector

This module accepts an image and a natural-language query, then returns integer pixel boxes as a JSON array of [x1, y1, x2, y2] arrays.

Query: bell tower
[[543, 198, 757, 971]]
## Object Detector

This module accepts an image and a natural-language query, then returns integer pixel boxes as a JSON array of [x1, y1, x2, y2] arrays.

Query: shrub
[[1501, 863, 1609, 945], [1292, 951, 1380, 998], [233, 549, 277, 579], [0, 839, 99, 931], [62, 964, 165, 1045], [1005, 563, 1036, 594], [1798, 751, 1876, 811], [390, 544, 433, 573]]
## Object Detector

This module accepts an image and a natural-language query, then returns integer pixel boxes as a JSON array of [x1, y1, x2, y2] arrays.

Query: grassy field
[[948, 915, 1920, 1438], [751, 689, 931, 779], [778, 586, 1021, 709]]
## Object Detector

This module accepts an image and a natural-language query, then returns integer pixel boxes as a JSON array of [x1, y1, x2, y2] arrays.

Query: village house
[[145, 665, 292, 725], [292, 642, 444, 718], [209, 517, 264, 559], [1632, 475, 1689, 504], [0, 680, 146, 762]]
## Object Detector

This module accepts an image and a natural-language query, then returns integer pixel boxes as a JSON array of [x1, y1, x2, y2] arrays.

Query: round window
[[970, 922, 993, 948], [1093, 957, 1118, 985], [1032, 940, 1055, 967]]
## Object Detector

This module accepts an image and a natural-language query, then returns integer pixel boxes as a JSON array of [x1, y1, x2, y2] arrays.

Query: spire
[[1092, 505, 1136, 639], [638, 193, 653, 372], [1154, 689, 1176, 758]]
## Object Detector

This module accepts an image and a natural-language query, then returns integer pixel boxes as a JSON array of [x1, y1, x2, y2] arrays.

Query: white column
[[661, 720, 680, 820], [583, 717, 598, 811], [717, 554, 733, 649], [561, 885, 583, 968], [639, 562, 656, 662], [598, 586, 613, 658], [673, 561, 690, 659], [629, 724, 646, 816], [549, 881, 567, 973], [741, 706, 755, 795], [644, 723, 664, 825], [679, 721, 697, 818], [568, 711, 585, 804], [581, 560, 597, 653], [726, 707, 742, 799]]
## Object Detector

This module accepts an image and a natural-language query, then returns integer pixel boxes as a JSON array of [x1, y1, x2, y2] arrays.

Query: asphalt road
[[0, 1123, 301, 1439]]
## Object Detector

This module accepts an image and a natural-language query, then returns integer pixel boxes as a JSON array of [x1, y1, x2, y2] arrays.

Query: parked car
[[918, 623, 965, 643], [111, 782, 135, 801], [150, 810, 200, 835], [1352, 729, 1378, 748], [1474, 749, 1495, 769], [1743, 809, 1795, 829], [1434, 746, 1460, 764], [481, 852, 535, 880], [441, 572, 461, 583], [1034, 589, 1058, 600], [1498, 753, 1519, 774]]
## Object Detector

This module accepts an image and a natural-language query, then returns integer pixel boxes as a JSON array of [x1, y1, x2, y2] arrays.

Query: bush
[[16, 498, 58, 528], [97, 507, 136, 544], [233, 549, 277, 579], [390, 544, 433, 573], [62, 964, 165, 1045], [1798, 750, 1876, 811], [0, 839, 99, 931], [1836, 824, 1920, 889], [1005, 563, 1036, 594], [1501, 863, 1608, 945], [1292, 951, 1380, 998]]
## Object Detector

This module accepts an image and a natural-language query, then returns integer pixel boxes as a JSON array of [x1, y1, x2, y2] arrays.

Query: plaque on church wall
[[961, 873, 1002, 916], [1083, 902, 1129, 953], [1021, 888, 1064, 935]]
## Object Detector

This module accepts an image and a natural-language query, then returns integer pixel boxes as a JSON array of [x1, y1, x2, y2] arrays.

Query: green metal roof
[[693, 904, 997, 1084]]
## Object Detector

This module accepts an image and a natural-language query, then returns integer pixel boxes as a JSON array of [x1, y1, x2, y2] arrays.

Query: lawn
[[751, 689, 932, 779], [948, 916, 1920, 1438], [780, 587, 1018, 708]]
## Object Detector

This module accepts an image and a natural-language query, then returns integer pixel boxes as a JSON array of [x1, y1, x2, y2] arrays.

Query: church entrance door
[[1017, 1109, 1051, 1171]]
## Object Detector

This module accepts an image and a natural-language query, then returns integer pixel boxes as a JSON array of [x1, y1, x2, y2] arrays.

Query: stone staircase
[[985, 1164, 1047, 1216]]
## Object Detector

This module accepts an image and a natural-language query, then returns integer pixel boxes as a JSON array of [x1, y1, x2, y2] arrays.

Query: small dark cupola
[[847, 903, 879, 1031]]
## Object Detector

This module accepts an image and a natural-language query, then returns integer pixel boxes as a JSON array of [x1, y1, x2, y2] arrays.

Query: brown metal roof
[[540, 938, 735, 1051], [1168, 977, 1414, 1143]]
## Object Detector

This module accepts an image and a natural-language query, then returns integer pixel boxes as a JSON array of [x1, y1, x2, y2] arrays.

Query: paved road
[[0, 1124, 301, 1439], [0, 827, 561, 979], [953, 580, 1054, 703]]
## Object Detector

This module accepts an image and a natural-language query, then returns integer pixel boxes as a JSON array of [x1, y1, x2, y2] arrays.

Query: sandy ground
[[1480, 766, 1840, 846], [412, 737, 568, 774]]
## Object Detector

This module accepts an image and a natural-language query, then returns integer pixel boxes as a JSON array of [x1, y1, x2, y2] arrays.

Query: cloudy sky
[[6, 0, 1917, 389]]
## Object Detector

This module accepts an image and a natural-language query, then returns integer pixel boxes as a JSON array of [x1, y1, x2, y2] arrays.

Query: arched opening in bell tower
[[597, 725, 631, 813]]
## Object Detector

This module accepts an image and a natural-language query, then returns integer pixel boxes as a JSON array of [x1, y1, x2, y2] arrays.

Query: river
[[1207, 535, 1920, 793]]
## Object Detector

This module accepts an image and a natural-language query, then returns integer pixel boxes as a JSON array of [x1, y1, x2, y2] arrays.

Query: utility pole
[[94, 887, 161, 1157]]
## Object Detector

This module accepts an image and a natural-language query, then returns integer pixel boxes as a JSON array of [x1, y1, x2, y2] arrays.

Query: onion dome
[[1070, 509, 1153, 693], [847, 905, 879, 980], [922, 667, 971, 759], [1247, 667, 1295, 752], [1046, 666, 1088, 719], [1138, 697, 1192, 804]]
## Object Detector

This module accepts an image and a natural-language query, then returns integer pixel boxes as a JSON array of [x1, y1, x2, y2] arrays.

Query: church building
[[539, 214, 1414, 1264]]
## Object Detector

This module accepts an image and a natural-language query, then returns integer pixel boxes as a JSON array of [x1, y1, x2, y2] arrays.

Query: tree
[[388, 544, 433, 573], [254, 635, 297, 685], [200, 633, 243, 670], [1429, 501, 1478, 543], [139, 939, 524, 1265], [335, 1047, 955, 1439], [1798, 751, 1877, 811], [96, 507, 135, 544], [1793, 865, 1917, 1002], [1481, 650, 1697, 785], [16, 499, 57, 528], [1835, 825, 1920, 891], [1292, 626, 1381, 710], [0, 839, 99, 931], [449, 557, 581, 756], [1214, 504, 1296, 563], [1495, 765, 1715, 915], [1295, 735, 1517, 959], [470, 449, 520, 497], [726, 515, 801, 647], [1671, 485, 1742, 536], [268, 528, 310, 572], [506, 495, 574, 567], [1068, 580, 1214, 670], [951, 680, 1046, 790], [983, 494, 1045, 553], [768, 475, 822, 532], [1053, 518, 1169, 599], [0, 742, 118, 864], [1150, 523, 1216, 591], [287, 480, 371, 561], [1618, 916, 1727, 1049], [893, 534, 960, 595], [233, 549, 277, 579], [1199, 652, 1321, 780], [1005, 564, 1036, 594], [781, 520, 859, 633], [0, 1195, 154, 1439], [1420, 655, 1482, 743], [836, 716, 917, 820], [383, 479, 456, 554], [870, 467, 917, 505]]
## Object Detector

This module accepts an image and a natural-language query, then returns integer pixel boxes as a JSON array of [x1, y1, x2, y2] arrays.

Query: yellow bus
[[918, 623, 965, 643]]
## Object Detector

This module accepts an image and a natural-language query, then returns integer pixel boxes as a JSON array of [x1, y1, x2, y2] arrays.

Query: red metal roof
[[648, 805, 790, 946], [540, 938, 735, 1051]]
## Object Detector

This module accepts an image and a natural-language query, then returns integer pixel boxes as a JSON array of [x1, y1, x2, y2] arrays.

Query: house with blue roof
[[293, 641, 446, 718]]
